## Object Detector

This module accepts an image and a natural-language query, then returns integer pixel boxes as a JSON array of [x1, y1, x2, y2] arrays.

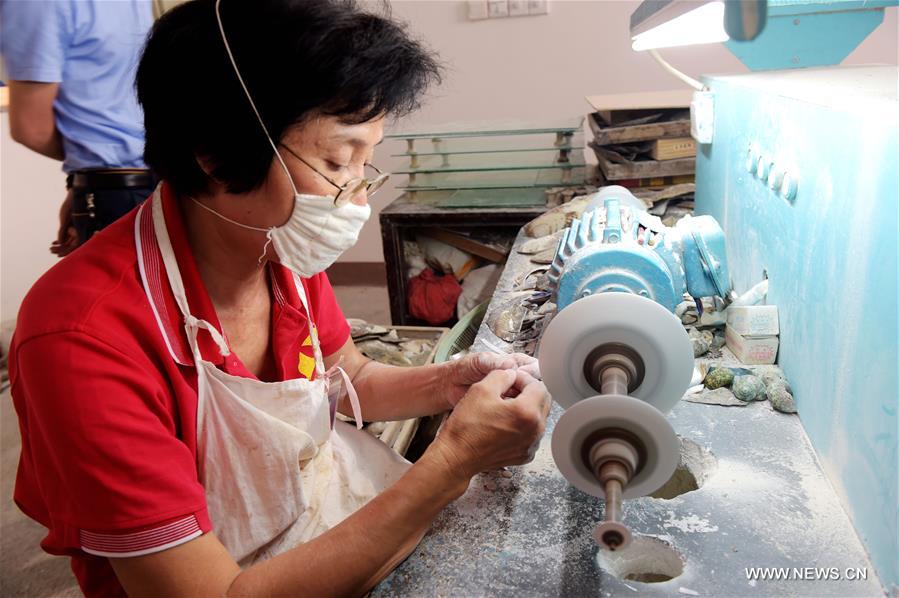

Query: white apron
[[136, 189, 410, 565]]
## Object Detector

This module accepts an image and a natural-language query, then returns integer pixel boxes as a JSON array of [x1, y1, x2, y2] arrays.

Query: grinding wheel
[[538, 293, 692, 413], [551, 395, 679, 499]]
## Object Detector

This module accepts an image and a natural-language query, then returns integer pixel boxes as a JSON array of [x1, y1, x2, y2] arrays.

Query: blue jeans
[[70, 184, 155, 244]]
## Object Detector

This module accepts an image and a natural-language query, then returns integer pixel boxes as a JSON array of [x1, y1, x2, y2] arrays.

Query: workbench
[[379, 193, 545, 325], [373, 230, 885, 597]]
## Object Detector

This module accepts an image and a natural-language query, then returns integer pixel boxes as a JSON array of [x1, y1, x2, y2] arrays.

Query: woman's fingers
[[512, 377, 551, 418]]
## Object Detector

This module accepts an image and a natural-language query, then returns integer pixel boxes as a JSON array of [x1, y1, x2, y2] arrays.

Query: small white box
[[727, 305, 780, 336], [488, 0, 509, 17], [726, 327, 779, 365], [467, 1, 489, 20], [528, 0, 548, 15], [508, 0, 528, 16]]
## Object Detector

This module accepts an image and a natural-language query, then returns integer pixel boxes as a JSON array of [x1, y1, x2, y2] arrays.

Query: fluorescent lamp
[[631, 1, 729, 51]]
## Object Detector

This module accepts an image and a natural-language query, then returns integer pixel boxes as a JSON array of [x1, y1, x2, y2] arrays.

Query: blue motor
[[538, 186, 733, 552], [547, 186, 732, 312]]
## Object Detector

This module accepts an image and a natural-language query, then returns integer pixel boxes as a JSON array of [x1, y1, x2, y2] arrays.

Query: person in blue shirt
[[1, 0, 155, 256]]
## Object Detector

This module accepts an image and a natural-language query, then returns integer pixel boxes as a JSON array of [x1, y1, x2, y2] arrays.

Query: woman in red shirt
[[9, 0, 549, 595]]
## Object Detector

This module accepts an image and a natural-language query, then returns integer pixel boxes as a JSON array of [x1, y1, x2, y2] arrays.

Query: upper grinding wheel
[[551, 394, 679, 499], [538, 293, 693, 414]]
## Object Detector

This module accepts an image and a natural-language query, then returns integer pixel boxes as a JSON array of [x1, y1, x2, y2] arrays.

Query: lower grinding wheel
[[551, 395, 679, 499], [539, 292, 693, 413]]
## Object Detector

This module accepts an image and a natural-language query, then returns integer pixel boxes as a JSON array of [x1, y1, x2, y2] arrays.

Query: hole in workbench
[[649, 436, 717, 500], [597, 535, 685, 583]]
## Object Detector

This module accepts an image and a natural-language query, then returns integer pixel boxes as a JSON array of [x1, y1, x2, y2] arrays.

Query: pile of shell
[[481, 232, 571, 355], [349, 319, 437, 368], [345, 319, 445, 456]]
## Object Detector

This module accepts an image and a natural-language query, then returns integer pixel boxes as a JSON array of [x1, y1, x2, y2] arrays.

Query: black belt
[[70, 169, 155, 191]]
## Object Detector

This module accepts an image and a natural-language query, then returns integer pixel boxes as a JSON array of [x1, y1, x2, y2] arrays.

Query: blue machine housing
[[695, 66, 898, 589], [548, 188, 731, 312]]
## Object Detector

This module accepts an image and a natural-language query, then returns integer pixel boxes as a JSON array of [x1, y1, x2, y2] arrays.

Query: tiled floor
[[331, 285, 392, 325], [1, 387, 80, 597], [0, 285, 391, 596]]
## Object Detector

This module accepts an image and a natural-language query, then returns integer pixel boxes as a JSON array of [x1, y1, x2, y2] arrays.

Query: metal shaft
[[583, 349, 642, 551], [603, 478, 622, 523], [593, 459, 632, 551], [597, 461, 629, 521], [600, 365, 630, 396]]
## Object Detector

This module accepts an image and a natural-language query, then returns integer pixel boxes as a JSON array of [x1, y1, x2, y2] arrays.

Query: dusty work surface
[[373, 231, 884, 597]]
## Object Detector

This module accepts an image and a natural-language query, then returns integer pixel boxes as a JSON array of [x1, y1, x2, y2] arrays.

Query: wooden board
[[595, 174, 696, 188], [651, 137, 696, 160], [593, 107, 689, 128], [591, 141, 695, 180], [588, 113, 691, 145], [585, 89, 694, 112], [425, 229, 509, 263]]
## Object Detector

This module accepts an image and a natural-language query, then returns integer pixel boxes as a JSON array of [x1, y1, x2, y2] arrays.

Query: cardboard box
[[651, 137, 696, 160], [726, 305, 779, 336], [726, 327, 779, 365]]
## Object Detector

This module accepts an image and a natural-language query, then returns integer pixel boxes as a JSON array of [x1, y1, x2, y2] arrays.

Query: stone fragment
[[684, 387, 746, 407], [704, 368, 734, 389], [754, 365, 792, 393], [711, 330, 726, 349], [732, 375, 767, 402], [689, 329, 713, 357], [699, 310, 726, 327], [517, 230, 563, 255], [677, 301, 698, 325], [767, 380, 797, 413], [727, 367, 754, 377], [691, 338, 708, 357]]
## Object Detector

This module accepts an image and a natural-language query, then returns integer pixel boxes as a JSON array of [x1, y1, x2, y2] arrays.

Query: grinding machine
[[537, 186, 732, 551]]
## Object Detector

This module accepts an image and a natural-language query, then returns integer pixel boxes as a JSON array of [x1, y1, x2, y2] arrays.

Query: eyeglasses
[[279, 143, 389, 206]]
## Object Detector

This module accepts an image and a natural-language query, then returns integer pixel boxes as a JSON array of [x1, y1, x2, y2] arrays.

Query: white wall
[[341, 0, 899, 263], [1, 1, 897, 319], [1, 112, 67, 321]]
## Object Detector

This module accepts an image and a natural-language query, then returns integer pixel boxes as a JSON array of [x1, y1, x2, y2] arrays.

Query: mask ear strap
[[258, 233, 273, 265], [214, 0, 299, 197], [189, 196, 273, 264]]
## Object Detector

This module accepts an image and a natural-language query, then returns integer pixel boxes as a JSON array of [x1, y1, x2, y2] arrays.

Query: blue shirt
[[1, 0, 153, 172]]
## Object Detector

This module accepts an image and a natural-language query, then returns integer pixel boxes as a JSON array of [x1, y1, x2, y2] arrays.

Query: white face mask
[[206, 0, 370, 277], [192, 195, 370, 278]]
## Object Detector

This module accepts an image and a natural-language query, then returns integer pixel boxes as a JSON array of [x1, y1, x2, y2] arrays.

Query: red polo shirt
[[9, 182, 350, 596]]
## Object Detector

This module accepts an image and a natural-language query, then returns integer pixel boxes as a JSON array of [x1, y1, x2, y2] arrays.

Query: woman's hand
[[428, 368, 550, 480], [50, 188, 78, 257], [441, 352, 541, 408]]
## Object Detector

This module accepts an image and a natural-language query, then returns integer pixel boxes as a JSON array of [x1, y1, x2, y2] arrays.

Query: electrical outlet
[[488, 0, 509, 18], [528, 0, 549, 15], [468, 1, 489, 20], [508, 0, 528, 16], [690, 90, 714, 144]]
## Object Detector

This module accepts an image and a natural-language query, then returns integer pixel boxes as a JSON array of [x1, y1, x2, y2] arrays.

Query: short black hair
[[136, 0, 441, 196]]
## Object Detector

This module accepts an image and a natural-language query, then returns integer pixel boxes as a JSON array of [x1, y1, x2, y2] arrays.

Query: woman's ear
[[195, 154, 218, 179]]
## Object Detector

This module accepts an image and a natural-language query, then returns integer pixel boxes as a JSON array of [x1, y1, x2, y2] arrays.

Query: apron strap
[[325, 362, 364, 430], [185, 315, 231, 357], [151, 190, 194, 322], [292, 274, 363, 428], [289, 272, 328, 379], [148, 188, 231, 360]]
